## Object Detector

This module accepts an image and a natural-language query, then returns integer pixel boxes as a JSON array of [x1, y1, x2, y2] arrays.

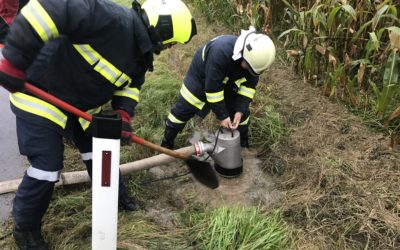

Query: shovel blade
[[185, 156, 219, 189]]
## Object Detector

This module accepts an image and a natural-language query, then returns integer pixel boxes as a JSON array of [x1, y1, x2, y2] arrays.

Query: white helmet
[[233, 28, 276, 75]]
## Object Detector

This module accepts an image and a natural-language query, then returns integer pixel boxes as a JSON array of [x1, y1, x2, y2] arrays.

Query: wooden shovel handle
[[131, 135, 188, 159]]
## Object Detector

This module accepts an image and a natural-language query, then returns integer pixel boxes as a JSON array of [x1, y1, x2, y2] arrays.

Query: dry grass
[[263, 61, 400, 249]]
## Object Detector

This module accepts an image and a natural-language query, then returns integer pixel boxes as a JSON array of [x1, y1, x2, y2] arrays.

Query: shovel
[[22, 82, 219, 189]]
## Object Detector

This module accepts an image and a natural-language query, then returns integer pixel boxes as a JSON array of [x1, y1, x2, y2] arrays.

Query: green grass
[[250, 105, 287, 150], [186, 206, 289, 250]]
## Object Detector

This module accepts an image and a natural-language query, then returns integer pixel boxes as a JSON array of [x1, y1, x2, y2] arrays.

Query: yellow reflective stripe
[[79, 107, 101, 131], [206, 90, 224, 103], [238, 85, 256, 99], [222, 77, 229, 84], [114, 87, 140, 102], [21, 0, 59, 42], [94, 59, 121, 85], [73, 44, 99, 65], [235, 77, 247, 87], [239, 116, 250, 125], [10, 92, 67, 128], [168, 112, 185, 124], [115, 73, 132, 87], [180, 84, 205, 110], [73, 44, 132, 87]]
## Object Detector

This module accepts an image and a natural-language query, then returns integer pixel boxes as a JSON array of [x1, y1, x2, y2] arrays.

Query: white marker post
[[91, 111, 122, 249]]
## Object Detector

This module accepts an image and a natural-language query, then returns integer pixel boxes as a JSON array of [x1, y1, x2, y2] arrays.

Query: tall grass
[[187, 206, 289, 250], [250, 105, 287, 150], [278, 1, 400, 125], [190, 0, 400, 142]]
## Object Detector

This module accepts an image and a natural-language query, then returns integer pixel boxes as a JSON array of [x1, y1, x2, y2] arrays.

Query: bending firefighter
[[161, 27, 276, 149], [0, 0, 196, 249]]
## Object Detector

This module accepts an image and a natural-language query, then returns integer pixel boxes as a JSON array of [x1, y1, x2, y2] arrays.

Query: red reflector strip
[[101, 151, 111, 187]]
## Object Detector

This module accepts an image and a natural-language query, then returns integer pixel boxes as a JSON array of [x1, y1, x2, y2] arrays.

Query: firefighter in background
[[161, 27, 276, 149], [0, 0, 197, 248]]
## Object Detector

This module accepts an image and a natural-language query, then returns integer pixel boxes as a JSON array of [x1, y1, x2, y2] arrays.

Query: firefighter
[[161, 27, 275, 149], [0, 0, 197, 249]]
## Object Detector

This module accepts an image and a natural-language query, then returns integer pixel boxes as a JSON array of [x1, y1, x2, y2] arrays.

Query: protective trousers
[[12, 116, 128, 229]]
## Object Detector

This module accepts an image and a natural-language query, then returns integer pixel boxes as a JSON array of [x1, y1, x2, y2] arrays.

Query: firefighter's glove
[[116, 109, 133, 146], [0, 58, 25, 93]]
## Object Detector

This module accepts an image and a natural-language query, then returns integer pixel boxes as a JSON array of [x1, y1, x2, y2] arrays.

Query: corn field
[[192, 0, 400, 145]]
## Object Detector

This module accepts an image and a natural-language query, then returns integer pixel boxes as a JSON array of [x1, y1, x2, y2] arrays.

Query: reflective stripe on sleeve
[[26, 166, 61, 182], [201, 44, 207, 61], [79, 107, 102, 131], [206, 90, 224, 103], [237, 85, 256, 99], [239, 116, 250, 125], [81, 152, 93, 161], [10, 92, 67, 128], [21, 0, 59, 42], [168, 112, 185, 124], [114, 87, 140, 102], [73, 44, 132, 88], [180, 84, 205, 110], [234, 77, 247, 87]]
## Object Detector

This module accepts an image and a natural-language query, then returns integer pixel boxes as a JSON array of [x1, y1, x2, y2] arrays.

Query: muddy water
[[169, 143, 281, 209], [0, 88, 26, 225], [189, 148, 281, 207]]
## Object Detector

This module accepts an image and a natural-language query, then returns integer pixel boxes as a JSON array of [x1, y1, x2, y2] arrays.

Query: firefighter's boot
[[161, 126, 181, 149], [13, 224, 49, 250], [119, 192, 140, 211]]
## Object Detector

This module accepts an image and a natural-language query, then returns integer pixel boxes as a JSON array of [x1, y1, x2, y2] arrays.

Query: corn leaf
[[327, 6, 341, 30], [352, 20, 373, 42], [341, 4, 357, 21], [388, 26, 400, 50], [372, 5, 389, 31], [278, 28, 304, 40], [383, 50, 399, 87]]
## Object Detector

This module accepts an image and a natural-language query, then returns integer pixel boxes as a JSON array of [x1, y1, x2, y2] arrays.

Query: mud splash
[[175, 148, 281, 208]]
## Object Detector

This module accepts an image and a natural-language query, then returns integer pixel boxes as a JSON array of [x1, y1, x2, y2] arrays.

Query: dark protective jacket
[[183, 35, 259, 120], [2, 0, 154, 133]]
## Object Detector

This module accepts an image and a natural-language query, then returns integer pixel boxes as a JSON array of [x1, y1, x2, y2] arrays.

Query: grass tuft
[[187, 206, 289, 250]]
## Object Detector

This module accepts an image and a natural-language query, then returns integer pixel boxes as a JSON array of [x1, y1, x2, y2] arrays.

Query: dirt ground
[[263, 61, 400, 249], [146, 56, 400, 249], [0, 6, 399, 249]]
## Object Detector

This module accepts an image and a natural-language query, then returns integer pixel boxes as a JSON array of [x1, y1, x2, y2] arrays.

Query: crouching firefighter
[[0, 0, 197, 249], [161, 27, 276, 149]]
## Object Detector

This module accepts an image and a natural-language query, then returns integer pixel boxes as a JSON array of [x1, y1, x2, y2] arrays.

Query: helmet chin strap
[[132, 0, 164, 54]]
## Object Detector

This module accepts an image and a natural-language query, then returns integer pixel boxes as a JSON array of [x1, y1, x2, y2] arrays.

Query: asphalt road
[[0, 87, 26, 225]]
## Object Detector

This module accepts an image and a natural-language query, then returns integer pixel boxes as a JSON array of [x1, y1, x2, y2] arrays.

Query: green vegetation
[[187, 206, 289, 250], [191, 0, 400, 142], [0, 2, 292, 249]]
